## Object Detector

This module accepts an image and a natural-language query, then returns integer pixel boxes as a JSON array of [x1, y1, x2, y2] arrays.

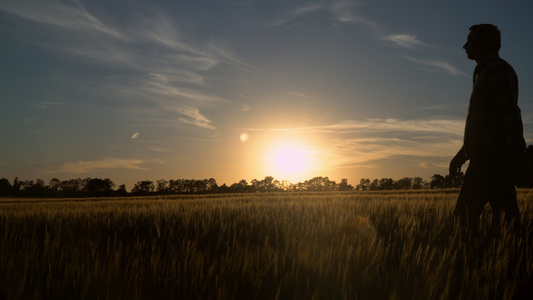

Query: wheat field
[[1, 190, 532, 299]]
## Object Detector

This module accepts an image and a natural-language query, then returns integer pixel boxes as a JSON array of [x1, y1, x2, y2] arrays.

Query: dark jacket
[[463, 54, 525, 161]]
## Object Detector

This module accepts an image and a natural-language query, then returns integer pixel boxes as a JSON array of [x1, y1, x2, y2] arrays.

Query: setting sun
[[264, 141, 318, 183], [272, 146, 308, 173]]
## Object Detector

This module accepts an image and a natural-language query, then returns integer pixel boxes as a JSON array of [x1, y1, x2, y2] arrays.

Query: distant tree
[[394, 177, 413, 190], [338, 178, 353, 191], [194, 180, 208, 193], [16, 179, 44, 196], [206, 178, 219, 193], [218, 183, 230, 193], [412, 177, 426, 190], [378, 178, 394, 190], [25, 179, 46, 196], [48, 178, 61, 196], [356, 178, 371, 191], [132, 181, 155, 195], [168, 180, 179, 194], [60, 178, 84, 196], [0, 178, 12, 196], [369, 179, 379, 190], [263, 176, 275, 192], [84, 178, 115, 196], [430, 174, 445, 189], [116, 184, 128, 196], [303, 177, 336, 191], [279, 180, 294, 191], [230, 179, 249, 193], [12, 177, 21, 195], [156, 179, 169, 194], [0, 178, 13, 196], [252, 176, 277, 192]]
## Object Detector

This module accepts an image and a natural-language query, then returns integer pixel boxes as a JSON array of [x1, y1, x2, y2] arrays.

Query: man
[[450, 24, 525, 234]]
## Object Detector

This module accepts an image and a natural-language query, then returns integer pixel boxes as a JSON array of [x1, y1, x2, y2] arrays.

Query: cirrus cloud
[[45, 158, 146, 174]]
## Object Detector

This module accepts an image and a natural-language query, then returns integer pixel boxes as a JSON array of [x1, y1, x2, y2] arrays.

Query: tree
[[116, 184, 128, 196], [356, 178, 371, 191], [12, 177, 21, 195], [303, 177, 337, 191], [412, 177, 426, 190], [369, 179, 379, 190], [429, 173, 464, 189], [230, 179, 249, 193], [252, 176, 276, 192], [205, 178, 218, 193], [60, 178, 84, 196], [338, 178, 353, 191], [394, 177, 413, 190], [132, 181, 155, 195], [379, 178, 394, 190], [262, 176, 275, 192], [430, 174, 445, 189], [0, 178, 12, 196], [84, 178, 115, 196], [25, 179, 46, 196], [279, 180, 294, 191], [48, 178, 61, 196], [156, 179, 169, 194]]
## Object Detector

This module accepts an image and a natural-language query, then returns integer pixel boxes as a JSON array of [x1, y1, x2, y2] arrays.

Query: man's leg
[[489, 177, 521, 232], [454, 161, 487, 235]]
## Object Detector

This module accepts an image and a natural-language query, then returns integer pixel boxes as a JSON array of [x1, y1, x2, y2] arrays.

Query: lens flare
[[239, 133, 249, 143]]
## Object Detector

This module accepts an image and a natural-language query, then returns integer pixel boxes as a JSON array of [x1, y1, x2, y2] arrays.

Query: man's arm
[[450, 146, 466, 176]]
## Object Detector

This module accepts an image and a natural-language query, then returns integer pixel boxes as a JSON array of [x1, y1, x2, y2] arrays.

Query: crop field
[[1, 190, 532, 299]]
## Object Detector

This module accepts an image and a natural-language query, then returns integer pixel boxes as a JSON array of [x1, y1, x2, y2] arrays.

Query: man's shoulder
[[485, 56, 515, 73]]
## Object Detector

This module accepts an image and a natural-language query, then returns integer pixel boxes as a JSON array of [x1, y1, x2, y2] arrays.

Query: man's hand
[[449, 148, 466, 176]]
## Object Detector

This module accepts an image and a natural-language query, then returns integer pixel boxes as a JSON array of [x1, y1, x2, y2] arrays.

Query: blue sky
[[2, 0, 533, 189]]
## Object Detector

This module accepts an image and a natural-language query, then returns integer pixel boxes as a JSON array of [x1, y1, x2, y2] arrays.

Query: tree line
[[356, 173, 464, 191], [0, 173, 465, 198]]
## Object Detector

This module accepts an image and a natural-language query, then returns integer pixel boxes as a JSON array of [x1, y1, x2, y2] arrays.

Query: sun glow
[[272, 147, 308, 173], [264, 141, 317, 183]]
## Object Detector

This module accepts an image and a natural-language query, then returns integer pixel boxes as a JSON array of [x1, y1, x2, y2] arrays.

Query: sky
[[2, 0, 533, 189]]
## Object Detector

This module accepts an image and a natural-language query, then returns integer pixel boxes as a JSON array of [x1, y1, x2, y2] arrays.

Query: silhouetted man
[[450, 24, 525, 234]]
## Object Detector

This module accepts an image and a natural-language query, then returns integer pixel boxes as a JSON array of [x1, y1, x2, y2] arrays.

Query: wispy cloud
[[247, 118, 464, 170], [0, 0, 126, 40], [176, 106, 217, 130], [106, 74, 221, 130], [253, 118, 464, 136], [382, 34, 429, 49], [46, 158, 146, 174], [327, 1, 465, 77], [241, 103, 252, 112], [325, 118, 464, 171], [330, 1, 380, 33], [403, 57, 469, 77], [289, 3, 323, 16], [288, 91, 308, 98], [265, 3, 324, 28], [1, 0, 249, 131]]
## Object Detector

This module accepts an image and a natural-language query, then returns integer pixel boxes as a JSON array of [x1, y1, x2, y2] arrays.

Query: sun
[[264, 141, 316, 183], [272, 147, 308, 173]]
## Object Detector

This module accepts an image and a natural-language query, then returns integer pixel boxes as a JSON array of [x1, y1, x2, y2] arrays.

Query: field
[[1, 190, 532, 299]]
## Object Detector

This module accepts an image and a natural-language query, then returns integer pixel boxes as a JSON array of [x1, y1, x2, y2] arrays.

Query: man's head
[[463, 24, 501, 62]]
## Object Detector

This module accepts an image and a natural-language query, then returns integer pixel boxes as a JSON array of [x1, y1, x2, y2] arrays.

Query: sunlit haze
[[264, 140, 318, 183], [1, 1, 533, 189]]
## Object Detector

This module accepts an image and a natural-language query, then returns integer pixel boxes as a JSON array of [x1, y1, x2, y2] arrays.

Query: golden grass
[[1, 190, 532, 299]]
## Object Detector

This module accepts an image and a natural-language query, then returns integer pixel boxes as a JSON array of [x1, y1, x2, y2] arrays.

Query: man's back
[[463, 55, 525, 161]]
